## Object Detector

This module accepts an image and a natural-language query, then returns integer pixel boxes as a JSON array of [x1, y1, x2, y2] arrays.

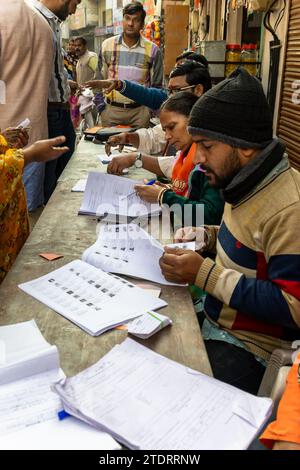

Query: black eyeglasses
[[167, 85, 197, 95]]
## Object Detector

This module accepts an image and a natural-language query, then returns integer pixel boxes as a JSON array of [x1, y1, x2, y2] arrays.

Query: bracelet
[[204, 228, 212, 250], [157, 188, 168, 206], [115, 80, 126, 93]]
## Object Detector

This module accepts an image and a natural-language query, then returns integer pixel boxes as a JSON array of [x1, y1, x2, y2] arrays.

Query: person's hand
[[159, 247, 204, 284], [107, 153, 136, 175], [134, 184, 161, 203], [84, 80, 117, 94], [273, 441, 300, 450], [68, 80, 78, 93], [105, 133, 128, 155], [2, 127, 29, 149], [174, 226, 208, 252], [23, 136, 69, 165]]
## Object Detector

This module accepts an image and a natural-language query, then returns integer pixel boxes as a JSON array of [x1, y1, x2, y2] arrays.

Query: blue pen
[[123, 179, 157, 199], [58, 409, 70, 421], [145, 178, 156, 186]]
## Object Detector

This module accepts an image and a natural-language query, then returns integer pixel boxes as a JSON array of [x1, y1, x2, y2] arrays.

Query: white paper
[[0, 320, 120, 450], [82, 224, 195, 285], [53, 338, 273, 451], [71, 179, 87, 192], [0, 368, 63, 436], [0, 416, 121, 450], [134, 283, 161, 298], [0, 320, 59, 385], [78, 172, 161, 218], [19, 260, 167, 336], [127, 310, 172, 339]]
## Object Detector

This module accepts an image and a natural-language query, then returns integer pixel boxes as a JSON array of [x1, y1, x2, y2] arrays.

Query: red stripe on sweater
[[256, 252, 268, 280], [232, 311, 283, 337], [273, 279, 300, 300]]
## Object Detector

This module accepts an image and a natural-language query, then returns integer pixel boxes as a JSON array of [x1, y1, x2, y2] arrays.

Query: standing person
[[86, 54, 211, 155], [159, 68, 300, 395], [74, 37, 98, 86], [64, 38, 78, 80], [0, 131, 69, 283], [99, 1, 163, 128], [31, 0, 81, 203], [0, 0, 53, 212]]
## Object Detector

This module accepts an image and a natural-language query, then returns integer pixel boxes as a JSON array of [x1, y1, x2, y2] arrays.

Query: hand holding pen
[[122, 179, 157, 200], [133, 179, 164, 204]]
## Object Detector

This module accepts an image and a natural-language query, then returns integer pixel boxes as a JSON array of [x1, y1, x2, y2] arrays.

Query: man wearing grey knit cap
[[160, 67, 300, 395]]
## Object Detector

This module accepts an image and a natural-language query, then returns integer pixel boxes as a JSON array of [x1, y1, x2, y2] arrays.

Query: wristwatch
[[134, 152, 143, 168]]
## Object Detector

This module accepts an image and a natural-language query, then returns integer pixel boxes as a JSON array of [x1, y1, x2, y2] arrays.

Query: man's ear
[[237, 147, 259, 164], [194, 84, 204, 97]]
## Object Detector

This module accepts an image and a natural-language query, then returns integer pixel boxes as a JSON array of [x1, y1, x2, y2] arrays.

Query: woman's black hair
[[160, 91, 199, 117], [170, 53, 212, 92], [176, 51, 209, 68]]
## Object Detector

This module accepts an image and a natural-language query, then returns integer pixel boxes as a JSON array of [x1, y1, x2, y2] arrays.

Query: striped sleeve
[[195, 203, 300, 329]]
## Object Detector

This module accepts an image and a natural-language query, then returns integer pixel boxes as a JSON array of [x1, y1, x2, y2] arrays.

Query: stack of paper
[[82, 223, 195, 285], [78, 172, 161, 218], [0, 320, 120, 450], [127, 311, 172, 339], [53, 338, 273, 450], [71, 179, 87, 192], [19, 260, 167, 336]]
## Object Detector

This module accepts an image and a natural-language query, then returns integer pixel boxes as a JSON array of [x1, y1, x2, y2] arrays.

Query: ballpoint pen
[[122, 179, 157, 199]]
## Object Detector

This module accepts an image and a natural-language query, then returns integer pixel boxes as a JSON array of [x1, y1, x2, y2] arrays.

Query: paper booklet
[[78, 171, 161, 218], [126, 310, 172, 339], [53, 338, 273, 451], [0, 320, 120, 450], [82, 223, 196, 286], [18, 260, 167, 337]]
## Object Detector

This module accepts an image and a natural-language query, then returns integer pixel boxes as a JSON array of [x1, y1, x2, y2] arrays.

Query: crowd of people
[[0, 0, 299, 451]]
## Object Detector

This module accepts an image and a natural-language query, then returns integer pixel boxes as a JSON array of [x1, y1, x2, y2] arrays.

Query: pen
[[58, 409, 70, 421], [123, 179, 157, 199]]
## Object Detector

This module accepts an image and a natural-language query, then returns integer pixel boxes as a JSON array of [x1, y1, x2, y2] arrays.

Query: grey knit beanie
[[188, 67, 273, 148]]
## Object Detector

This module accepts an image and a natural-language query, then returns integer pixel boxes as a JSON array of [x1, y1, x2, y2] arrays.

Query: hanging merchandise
[[144, 17, 161, 47], [226, 0, 270, 19]]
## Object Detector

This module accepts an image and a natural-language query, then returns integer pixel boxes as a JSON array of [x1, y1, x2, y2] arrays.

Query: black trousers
[[44, 108, 76, 203], [205, 339, 266, 395]]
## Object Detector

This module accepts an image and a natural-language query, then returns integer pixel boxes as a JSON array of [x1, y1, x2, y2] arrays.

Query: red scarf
[[171, 143, 196, 196]]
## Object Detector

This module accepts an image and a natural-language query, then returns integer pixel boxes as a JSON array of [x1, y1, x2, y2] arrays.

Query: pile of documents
[[53, 338, 273, 450], [19, 260, 167, 336], [0, 320, 120, 450], [78, 172, 161, 218]]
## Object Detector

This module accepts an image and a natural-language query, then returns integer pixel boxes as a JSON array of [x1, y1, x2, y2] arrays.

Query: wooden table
[[0, 139, 212, 377]]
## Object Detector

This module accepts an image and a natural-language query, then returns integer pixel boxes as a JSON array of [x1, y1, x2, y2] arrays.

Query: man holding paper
[[159, 68, 300, 395]]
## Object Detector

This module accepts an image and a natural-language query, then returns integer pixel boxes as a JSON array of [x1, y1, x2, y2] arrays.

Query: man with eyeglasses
[[86, 55, 211, 155]]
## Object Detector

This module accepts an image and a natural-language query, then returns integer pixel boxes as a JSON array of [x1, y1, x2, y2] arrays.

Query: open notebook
[[53, 338, 273, 450], [78, 172, 161, 218], [0, 320, 120, 450], [82, 223, 195, 286], [19, 260, 167, 336]]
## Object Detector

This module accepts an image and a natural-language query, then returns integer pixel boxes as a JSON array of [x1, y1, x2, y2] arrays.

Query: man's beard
[[202, 149, 242, 189], [56, 5, 69, 21]]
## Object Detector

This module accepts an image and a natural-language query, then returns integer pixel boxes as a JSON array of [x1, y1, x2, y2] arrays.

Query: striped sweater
[[195, 145, 300, 361]]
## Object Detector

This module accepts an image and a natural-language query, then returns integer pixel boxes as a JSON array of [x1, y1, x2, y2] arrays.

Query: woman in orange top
[[260, 353, 300, 450], [0, 130, 69, 283], [107, 92, 199, 201]]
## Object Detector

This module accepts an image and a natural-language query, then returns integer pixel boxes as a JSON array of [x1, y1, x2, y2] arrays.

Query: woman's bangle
[[157, 188, 168, 206]]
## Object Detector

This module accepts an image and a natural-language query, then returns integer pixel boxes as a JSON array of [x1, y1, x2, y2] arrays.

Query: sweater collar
[[223, 138, 287, 205]]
